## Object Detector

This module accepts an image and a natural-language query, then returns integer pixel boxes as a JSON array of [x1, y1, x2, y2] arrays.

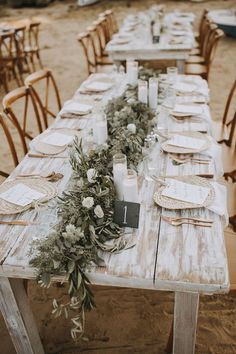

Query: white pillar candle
[[113, 154, 127, 200], [149, 78, 158, 110], [93, 115, 108, 145], [138, 80, 148, 104], [126, 60, 138, 86], [123, 169, 138, 203]]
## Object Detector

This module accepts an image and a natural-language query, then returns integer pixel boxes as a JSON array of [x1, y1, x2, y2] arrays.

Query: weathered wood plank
[[173, 292, 199, 354], [0, 277, 44, 354]]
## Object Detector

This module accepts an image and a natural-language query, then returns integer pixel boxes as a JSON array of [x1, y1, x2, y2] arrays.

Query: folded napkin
[[172, 104, 203, 116], [82, 81, 113, 93], [207, 181, 228, 225], [60, 100, 93, 118]]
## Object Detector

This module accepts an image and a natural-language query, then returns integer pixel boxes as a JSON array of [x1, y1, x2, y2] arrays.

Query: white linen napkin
[[207, 181, 228, 225]]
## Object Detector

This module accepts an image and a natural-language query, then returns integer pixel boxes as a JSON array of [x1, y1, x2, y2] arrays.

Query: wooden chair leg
[[165, 320, 173, 353]]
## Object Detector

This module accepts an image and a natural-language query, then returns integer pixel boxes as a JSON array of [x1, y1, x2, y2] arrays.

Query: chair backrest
[[77, 31, 97, 75], [14, 25, 27, 55], [0, 112, 28, 177], [28, 21, 41, 49], [87, 25, 103, 61], [0, 31, 15, 60], [198, 9, 209, 47], [104, 9, 118, 35], [201, 20, 215, 58], [223, 79, 236, 125], [98, 14, 112, 43], [3, 86, 45, 141], [24, 69, 61, 128], [205, 27, 224, 68], [92, 18, 107, 55]]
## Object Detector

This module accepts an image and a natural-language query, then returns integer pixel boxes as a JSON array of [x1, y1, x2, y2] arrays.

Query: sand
[[0, 0, 236, 353]]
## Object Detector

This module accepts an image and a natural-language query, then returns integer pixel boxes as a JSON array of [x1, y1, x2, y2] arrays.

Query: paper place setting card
[[174, 82, 198, 93], [0, 183, 46, 207], [162, 179, 211, 205], [167, 134, 206, 150], [41, 132, 74, 147]]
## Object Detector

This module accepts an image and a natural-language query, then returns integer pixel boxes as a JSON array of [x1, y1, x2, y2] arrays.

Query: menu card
[[174, 82, 197, 93], [41, 132, 74, 147], [0, 183, 46, 206], [168, 134, 206, 150], [162, 179, 210, 205]]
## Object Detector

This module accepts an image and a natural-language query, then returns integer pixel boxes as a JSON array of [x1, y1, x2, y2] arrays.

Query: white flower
[[82, 197, 94, 209], [127, 123, 136, 134], [94, 205, 104, 218], [87, 168, 97, 183], [127, 98, 136, 105], [77, 178, 84, 188]]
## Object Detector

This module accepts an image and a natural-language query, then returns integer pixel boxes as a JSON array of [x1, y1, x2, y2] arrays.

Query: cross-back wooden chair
[[185, 27, 224, 81], [0, 112, 28, 178], [78, 31, 97, 75], [3, 86, 45, 141], [104, 9, 119, 36], [87, 25, 113, 67], [92, 17, 109, 58], [24, 69, 61, 128], [98, 14, 113, 43], [191, 9, 209, 56], [13, 25, 30, 84], [24, 21, 43, 72], [187, 22, 217, 65], [213, 79, 236, 147], [0, 31, 21, 91]]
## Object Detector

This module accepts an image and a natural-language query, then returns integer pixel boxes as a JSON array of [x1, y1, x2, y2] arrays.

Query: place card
[[172, 104, 203, 115], [161, 179, 210, 205], [168, 134, 206, 150], [113, 200, 140, 228], [0, 183, 46, 207], [41, 132, 74, 147]]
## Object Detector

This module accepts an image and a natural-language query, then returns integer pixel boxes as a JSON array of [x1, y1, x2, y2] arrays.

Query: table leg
[[173, 292, 199, 354], [176, 60, 185, 74], [0, 277, 44, 354]]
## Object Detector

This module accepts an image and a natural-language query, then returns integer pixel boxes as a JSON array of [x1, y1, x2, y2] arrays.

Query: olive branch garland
[[29, 77, 157, 340]]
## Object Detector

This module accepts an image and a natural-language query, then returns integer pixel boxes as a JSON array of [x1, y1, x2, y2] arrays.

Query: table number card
[[114, 201, 140, 228]]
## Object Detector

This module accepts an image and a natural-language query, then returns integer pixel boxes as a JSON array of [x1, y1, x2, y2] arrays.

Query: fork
[[162, 215, 213, 224]]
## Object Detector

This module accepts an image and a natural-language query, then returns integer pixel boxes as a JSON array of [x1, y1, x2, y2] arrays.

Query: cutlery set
[[161, 215, 213, 227]]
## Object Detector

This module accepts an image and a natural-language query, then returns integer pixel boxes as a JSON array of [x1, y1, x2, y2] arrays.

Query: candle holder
[[123, 169, 138, 203], [113, 153, 127, 200], [126, 60, 138, 86], [138, 80, 148, 104], [167, 66, 178, 84], [149, 77, 158, 110], [93, 113, 108, 145]]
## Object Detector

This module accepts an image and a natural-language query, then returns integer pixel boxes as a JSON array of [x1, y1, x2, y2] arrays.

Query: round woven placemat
[[32, 129, 79, 155], [0, 178, 57, 215], [153, 176, 215, 210], [161, 131, 210, 154]]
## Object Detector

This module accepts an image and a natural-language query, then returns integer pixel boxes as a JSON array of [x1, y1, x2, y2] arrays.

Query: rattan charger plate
[[161, 131, 210, 154], [32, 129, 80, 155], [0, 178, 57, 215], [153, 176, 215, 210]]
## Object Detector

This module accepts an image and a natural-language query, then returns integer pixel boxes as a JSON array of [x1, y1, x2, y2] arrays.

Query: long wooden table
[[106, 12, 195, 73], [0, 73, 229, 354]]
